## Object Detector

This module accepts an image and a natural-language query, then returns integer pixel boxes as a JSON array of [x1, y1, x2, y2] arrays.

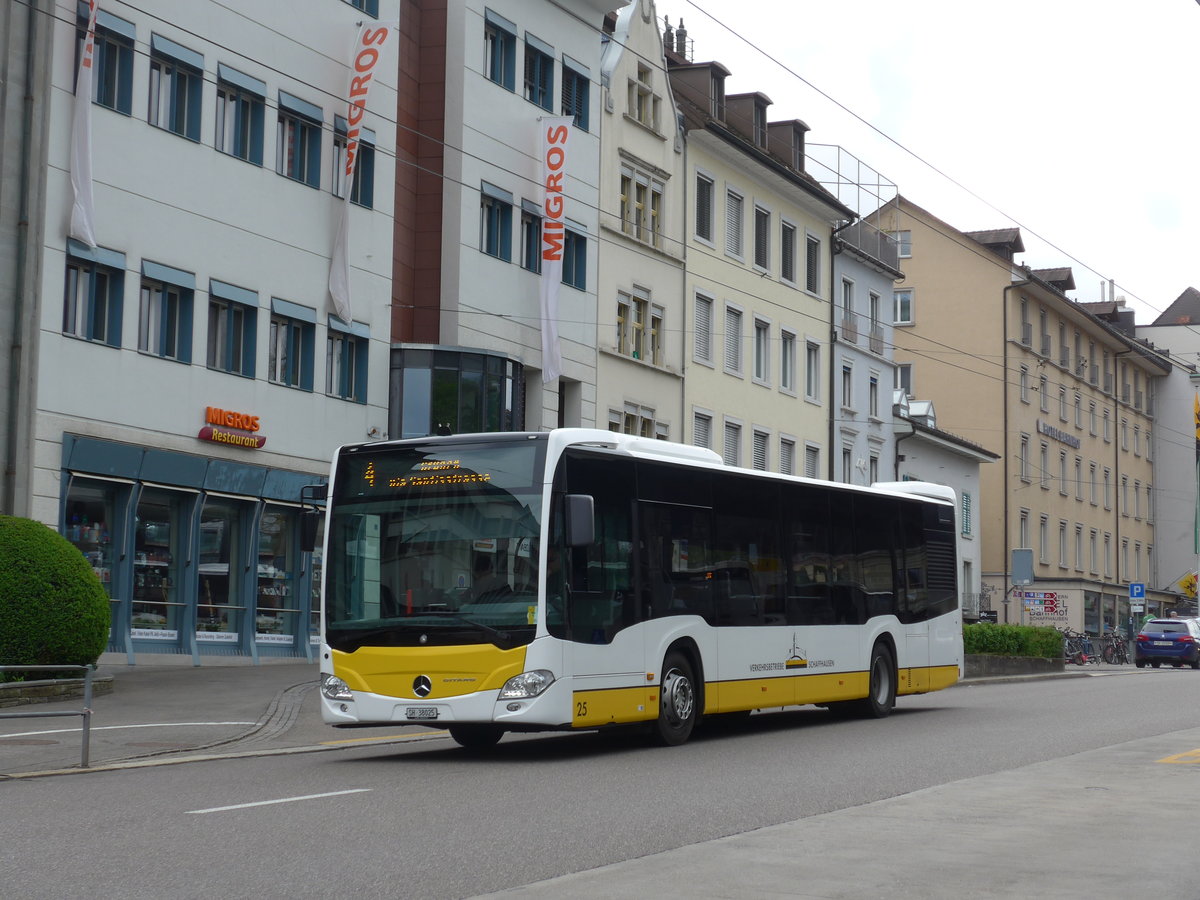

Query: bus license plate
[[406, 707, 438, 720]]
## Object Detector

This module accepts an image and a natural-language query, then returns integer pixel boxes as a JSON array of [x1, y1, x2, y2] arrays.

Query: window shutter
[[693, 413, 711, 449], [805, 446, 819, 479], [780, 440, 795, 475], [694, 296, 711, 361], [752, 432, 768, 470], [723, 423, 740, 466], [724, 308, 741, 372], [725, 191, 742, 256]]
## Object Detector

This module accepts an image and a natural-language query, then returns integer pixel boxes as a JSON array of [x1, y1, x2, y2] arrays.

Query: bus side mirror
[[564, 494, 594, 548], [300, 509, 323, 553]]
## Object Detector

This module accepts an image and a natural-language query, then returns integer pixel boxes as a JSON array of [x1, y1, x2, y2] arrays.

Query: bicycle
[[1059, 628, 1088, 666], [1101, 632, 1130, 665]]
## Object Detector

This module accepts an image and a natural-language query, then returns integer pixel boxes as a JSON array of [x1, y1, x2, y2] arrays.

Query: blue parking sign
[[1129, 582, 1145, 600]]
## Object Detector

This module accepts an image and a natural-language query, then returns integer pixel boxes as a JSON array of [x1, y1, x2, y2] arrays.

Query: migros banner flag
[[329, 23, 396, 323], [539, 117, 573, 384], [69, 0, 99, 247]]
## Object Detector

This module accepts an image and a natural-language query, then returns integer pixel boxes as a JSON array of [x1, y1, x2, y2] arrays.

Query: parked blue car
[[1135, 618, 1200, 669]]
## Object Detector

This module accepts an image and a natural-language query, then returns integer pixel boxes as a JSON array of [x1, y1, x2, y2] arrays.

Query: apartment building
[[0, 0, 398, 660], [667, 48, 853, 474], [877, 197, 1173, 633], [389, 0, 622, 438]]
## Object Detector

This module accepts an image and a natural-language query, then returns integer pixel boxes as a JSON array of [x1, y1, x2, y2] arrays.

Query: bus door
[[897, 503, 930, 692]]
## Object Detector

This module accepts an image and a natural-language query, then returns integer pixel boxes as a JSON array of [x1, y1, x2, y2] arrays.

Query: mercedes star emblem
[[413, 675, 432, 698]]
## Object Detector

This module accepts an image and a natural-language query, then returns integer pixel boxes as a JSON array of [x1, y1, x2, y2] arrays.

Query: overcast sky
[[656, 0, 1200, 324]]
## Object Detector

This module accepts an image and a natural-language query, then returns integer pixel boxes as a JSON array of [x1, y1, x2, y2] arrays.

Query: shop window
[[327, 318, 369, 402], [333, 118, 375, 208], [148, 35, 203, 141], [64, 241, 124, 346], [133, 490, 185, 641], [216, 66, 266, 165], [198, 497, 244, 640], [64, 482, 118, 638], [257, 507, 299, 645]]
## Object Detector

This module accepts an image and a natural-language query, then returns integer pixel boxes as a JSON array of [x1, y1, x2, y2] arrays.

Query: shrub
[[0, 516, 109, 679], [963, 623, 1061, 659]]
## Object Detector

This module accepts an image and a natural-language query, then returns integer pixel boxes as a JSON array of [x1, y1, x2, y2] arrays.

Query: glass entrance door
[[132, 489, 184, 642]]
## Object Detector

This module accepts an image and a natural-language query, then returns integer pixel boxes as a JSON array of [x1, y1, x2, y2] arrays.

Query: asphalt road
[[2, 667, 1195, 899]]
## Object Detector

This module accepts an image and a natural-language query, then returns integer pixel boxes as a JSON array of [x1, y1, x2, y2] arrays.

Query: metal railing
[[0, 665, 95, 767]]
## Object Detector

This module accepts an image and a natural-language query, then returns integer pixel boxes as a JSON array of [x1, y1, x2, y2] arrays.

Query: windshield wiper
[[419, 610, 512, 645]]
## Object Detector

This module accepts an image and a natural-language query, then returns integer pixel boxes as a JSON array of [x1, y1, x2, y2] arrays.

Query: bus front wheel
[[653, 652, 698, 746], [449, 724, 504, 750]]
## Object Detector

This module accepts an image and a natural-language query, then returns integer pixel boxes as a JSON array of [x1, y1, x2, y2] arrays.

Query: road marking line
[[185, 788, 371, 814], [320, 730, 446, 745], [1158, 749, 1200, 764], [0, 722, 256, 738]]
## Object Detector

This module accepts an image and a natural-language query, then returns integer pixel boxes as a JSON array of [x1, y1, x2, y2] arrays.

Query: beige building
[[595, 0, 686, 439], [877, 197, 1172, 634], [667, 51, 853, 474]]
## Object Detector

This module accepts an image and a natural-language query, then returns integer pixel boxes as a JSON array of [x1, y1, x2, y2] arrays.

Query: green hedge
[[963, 623, 1061, 659], [0, 516, 109, 680]]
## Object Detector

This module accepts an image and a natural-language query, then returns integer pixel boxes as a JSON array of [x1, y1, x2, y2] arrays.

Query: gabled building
[[667, 43, 854, 474], [875, 196, 1173, 632], [595, 0, 686, 438]]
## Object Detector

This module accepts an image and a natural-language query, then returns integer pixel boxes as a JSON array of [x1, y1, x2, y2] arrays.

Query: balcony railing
[[869, 326, 884, 355], [841, 316, 858, 343], [1020, 322, 1032, 346]]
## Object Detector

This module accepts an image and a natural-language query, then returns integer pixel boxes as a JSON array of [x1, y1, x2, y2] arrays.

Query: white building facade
[[2, 0, 398, 661]]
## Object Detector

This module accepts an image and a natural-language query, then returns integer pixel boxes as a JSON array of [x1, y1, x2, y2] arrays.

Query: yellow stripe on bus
[[572, 686, 656, 726]]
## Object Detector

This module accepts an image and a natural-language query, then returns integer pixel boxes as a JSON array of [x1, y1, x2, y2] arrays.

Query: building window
[[629, 63, 661, 130], [520, 202, 542, 272], [561, 60, 589, 131], [81, 13, 135, 115], [138, 262, 194, 362], [1019, 434, 1030, 482], [723, 420, 741, 467], [480, 183, 513, 261], [1039, 375, 1049, 412], [805, 341, 820, 401], [869, 375, 881, 418], [618, 291, 653, 361], [893, 288, 913, 325], [695, 173, 714, 242], [1089, 463, 1097, 504], [1058, 451, 1068, 496], [148, 36, 203, 141], [276, 93, 323, 188], [694, 293, 713, 364], [753, 318, 770, 384], [892, 230, 912, 257], [327, 318, 369, 402], [841, 363, 853, 410], [1074, 457, 1082, 501], [1039, 442, 1049, 489], [804, 445, 819, 479], [1039, 516, 1049, 564], [333, 121, 376, 208], [752, 430, 769, 471], [1018, 510, 1029, 549], [805, 235, 821, 293], [1074, 525, 1083, 571], [64, 242, 124, 347], [1103, 468, 1111, 509], [207, 281, 257, 377], [896, 363, 912, 397], [619, 166, 663, 247], [780, 221, 797, 283], [1059, 521, 1068, 568], [1058, 387, 1068, 422], [1019, 366, 1029, 403], [725, 189, 744, 257], [1103, 409, 1111, 442], [780, 438, 795, 475], [562, 227, 587, 289], [484, 10, 517, 91], [524, 35, 554, 110], [693, 411, 712, 449], [268, 299, 315, 390], [780, 330, 797, 393], [724, 306, 743, 375], [1074, 393, 1082, 428], [753, 206, 770, 269], [216, 68, 266, 164]]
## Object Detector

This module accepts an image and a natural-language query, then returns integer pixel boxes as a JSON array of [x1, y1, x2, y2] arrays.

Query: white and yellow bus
[[318, 428, 963, 749]]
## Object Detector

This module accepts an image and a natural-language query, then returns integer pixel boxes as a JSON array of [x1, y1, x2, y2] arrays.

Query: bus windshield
[[324, 437, 547, 652]]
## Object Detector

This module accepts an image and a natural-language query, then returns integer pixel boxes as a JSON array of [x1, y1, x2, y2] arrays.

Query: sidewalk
[[0, 658, 1125, 778]]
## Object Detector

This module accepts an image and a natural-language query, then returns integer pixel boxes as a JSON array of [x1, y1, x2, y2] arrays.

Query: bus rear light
[[499, 670, 555, 699], [321, 674, 354, 701]]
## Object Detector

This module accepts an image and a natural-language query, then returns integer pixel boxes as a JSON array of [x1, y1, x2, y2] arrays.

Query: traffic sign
[[1129, 583, 1146, 600]]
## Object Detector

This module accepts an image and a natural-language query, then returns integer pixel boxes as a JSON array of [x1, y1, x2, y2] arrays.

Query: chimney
[[676, 19, 688, 56], [663, 16, 673, 50]]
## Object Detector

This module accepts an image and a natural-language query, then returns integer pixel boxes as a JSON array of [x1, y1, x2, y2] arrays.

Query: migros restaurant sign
[[198, 406, 266, 450]]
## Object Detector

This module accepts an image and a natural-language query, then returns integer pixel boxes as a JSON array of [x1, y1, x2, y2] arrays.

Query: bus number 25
[[575, 701, 588, 718]]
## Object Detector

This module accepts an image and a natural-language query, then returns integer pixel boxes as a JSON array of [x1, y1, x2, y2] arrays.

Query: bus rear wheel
[[859, 643, 896, 718], [449, 724, 504, 750], [653, 652, 698, 746]]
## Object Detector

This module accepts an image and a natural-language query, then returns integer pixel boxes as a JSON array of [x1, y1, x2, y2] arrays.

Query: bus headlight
[[499, 670, 555, 699], [321, 674, 354, 701]]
